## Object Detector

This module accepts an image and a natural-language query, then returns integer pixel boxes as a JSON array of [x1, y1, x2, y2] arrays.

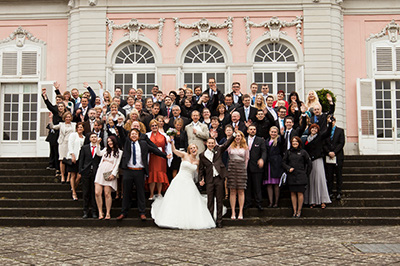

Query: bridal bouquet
[[166, 128, 178, 137]]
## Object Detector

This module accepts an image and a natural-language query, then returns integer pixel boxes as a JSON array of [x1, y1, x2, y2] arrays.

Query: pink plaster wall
[[344, 15, 400, 143], [162, 74, 176, 93], [106, 11, 302, 64], [0, 19, 68, 90]]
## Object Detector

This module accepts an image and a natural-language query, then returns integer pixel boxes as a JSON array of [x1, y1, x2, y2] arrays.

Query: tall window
[[183, 43, 226, 93], [113, 43, 156, 98], [253, 43, 297, 97], [1, 84, 37, 141]]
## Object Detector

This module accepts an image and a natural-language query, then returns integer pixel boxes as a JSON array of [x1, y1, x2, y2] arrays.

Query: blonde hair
[[187, 143, 198, 154], [269, 126, 279, 147], [231, 131, 248, 149], [306, 90, 320, 109], [254, 94, 266, 110]]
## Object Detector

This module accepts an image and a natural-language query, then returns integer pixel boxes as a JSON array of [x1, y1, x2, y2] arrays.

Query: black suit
[[323, 126, 345, 195], [226, 92, 243, 107], [226, 103, 240, 113], [281, 115, 307, 150], [120, 138, 167, 216], [245, 136, 267, 208], [79, 144, 101, 215], [203, 88, 225, 104], [237, 106, 258, 123]]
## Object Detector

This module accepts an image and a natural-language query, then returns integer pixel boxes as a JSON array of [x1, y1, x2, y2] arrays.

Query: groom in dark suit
[[245, 125, 267, 210], [79, 132, 101, 219], [117, 128, 170, 221], [323, 117, 345, 200], [199, 132, 236, 228]]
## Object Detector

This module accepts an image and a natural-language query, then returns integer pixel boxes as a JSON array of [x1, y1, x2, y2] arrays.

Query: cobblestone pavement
[[0, 226, 399, 265]]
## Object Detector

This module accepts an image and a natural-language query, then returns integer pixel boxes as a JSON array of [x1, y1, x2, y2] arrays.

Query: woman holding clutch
[[94, 135, 123, 220]]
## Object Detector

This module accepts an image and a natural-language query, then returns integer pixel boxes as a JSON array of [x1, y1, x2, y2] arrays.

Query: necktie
[[91, 146, 96, 157], [132, 142, 137, 165], [249, 137, 253, 151], [167, 108, 170, 117], [245, 108, 249, 121]]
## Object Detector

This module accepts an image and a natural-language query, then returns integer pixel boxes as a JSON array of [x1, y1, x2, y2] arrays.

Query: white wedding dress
[[151, 160, 216, 229]]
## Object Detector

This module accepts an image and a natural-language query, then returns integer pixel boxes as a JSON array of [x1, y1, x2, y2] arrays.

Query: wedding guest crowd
[[42, 78, 345, 221]]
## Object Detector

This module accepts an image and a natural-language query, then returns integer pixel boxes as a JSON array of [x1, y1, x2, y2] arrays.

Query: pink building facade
[[0, 0, 399, 156]]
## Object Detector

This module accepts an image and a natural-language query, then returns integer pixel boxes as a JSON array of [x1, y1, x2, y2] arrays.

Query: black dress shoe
[[216, 222, 223, 228], [82, 212, 89, 219], [336, 194, 342, 200], [92, 212, 98, 219], [257, 205, 264, 211]]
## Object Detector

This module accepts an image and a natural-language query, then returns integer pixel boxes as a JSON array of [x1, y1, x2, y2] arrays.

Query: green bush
[[316, 89, 336, 112]]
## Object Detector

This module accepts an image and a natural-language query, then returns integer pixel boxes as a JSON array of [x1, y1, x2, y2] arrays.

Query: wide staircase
[[0, 155, 399, 226]]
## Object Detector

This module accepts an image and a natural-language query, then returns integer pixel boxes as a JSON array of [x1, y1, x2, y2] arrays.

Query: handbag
[[103, 170, 113, 181], [279, 172, 287, 187], [62, 158, 73, 166]]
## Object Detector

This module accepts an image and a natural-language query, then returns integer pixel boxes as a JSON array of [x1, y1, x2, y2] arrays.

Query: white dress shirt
[[127, 141, 144, 168], [204, 149, 219, 177]]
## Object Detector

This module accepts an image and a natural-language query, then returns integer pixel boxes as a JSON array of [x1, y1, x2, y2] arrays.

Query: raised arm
[[169, 137, 186, 158]]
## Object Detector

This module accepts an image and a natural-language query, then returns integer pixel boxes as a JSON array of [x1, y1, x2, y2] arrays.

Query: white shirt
[[89, 119, 95, 131], [127, 141, 144, 168], [205, 149, 219, 177], [248, 136, 255, 150], [285, 128, 293, 150]]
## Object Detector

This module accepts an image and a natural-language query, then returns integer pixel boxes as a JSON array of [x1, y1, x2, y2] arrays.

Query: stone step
[[343, 160, 400, 167], [1, 180, 398, 191], [0, 157, 48, 163], [2, 198, 398, 208], [0, 162, 52, 169], [0, 216, 399, 227], [0, 207, 398, 218], [342, 173, 399, 182], [342, 189, 400, 198], [0, 176, 60, 183], [342, 166, 400, 174], [344, 155, 400, 160], [0, 169, 55, 176]]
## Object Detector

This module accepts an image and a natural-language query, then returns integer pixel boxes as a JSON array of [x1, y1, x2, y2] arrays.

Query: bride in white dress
[[151, 139, 216, 229]]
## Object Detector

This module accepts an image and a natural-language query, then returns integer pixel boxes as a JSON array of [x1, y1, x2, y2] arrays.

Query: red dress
[[147, 132, 169, 191]]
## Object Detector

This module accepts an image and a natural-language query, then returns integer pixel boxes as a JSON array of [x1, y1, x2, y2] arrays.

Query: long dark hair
[[106, 135, 119, 158]]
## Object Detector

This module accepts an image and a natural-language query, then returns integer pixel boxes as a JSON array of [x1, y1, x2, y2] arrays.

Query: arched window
[[115, 44, 155, 64], [113, 43, 156, 97], [255, 43, 295, 63], [182, 43, 226, 93], [253, 42, 298, 96]]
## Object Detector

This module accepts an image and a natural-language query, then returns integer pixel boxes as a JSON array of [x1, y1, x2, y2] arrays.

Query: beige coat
[[185, 122, 209, 155]]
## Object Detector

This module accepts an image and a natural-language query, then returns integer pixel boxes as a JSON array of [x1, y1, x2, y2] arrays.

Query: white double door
[[0, 82, 51, 157], [357, 79, 400, 154]]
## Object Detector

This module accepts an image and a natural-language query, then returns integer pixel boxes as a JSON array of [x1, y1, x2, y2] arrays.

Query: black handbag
[[62, 158, 73, 166]]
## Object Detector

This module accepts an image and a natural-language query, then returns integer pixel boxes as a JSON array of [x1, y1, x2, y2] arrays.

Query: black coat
[[237, 106, 258, 122], [247, 136, 267, 173], [78, 144, 101, 176], [265, 137, 285, 179], [305, 122, 332, 161], [323, 126, 345, 162], [282, 148, 312, 186], [310, 103, 335, 132]]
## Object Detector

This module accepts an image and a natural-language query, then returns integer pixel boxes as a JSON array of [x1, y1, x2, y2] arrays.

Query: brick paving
[[0, 226, 399, 265]]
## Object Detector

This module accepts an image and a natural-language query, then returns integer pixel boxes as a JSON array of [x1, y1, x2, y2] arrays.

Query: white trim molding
[[172, 17, 234, 46], [367, 19, 400, 43], [244, 16, 303, 45], [0, 26, 46, 48], [106, 18, 165, 47]]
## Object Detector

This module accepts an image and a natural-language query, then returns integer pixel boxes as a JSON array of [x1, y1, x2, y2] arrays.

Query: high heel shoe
[[98, 213, 104, 220], [231, 215, 236, 220], [105, 214, 111, 220], [72, 193, 78, 201], [321, 203, 326, 209], [296, 212, 301, 218], [238, 216, 243, 220]]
